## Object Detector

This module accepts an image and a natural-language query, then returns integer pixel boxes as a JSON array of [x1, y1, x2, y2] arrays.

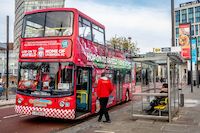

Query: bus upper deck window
[[45, 12, 73, 37]]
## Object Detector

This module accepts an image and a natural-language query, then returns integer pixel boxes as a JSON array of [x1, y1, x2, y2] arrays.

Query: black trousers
[[98, 97, 110, 121]]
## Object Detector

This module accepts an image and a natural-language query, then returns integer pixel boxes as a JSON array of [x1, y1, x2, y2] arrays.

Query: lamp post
[[169, 0, 175, 122], [197, 44, 199, 88], [171, 0, 175, 47], [6, 16, 9, 100]]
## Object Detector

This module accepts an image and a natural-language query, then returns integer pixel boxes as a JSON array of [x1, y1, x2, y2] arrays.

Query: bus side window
[[80, 70, 87, 90], [125, 70, 131, 83], [79, 17, 92, 41], [92, 24, 104, 45], [76, 69, 88, 90], [113, 70, 117, 84]]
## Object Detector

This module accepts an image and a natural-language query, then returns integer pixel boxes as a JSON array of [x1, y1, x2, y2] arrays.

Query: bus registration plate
[[32, 111, 45, 116]]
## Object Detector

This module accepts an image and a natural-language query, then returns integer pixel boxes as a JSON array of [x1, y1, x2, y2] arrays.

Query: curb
[[0, 103, 15, 107], [0, 99, 15, 107]]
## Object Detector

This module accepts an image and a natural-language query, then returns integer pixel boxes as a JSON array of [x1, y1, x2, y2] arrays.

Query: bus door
[[76, 67, 92, 113], [116, 70, 123, 103]]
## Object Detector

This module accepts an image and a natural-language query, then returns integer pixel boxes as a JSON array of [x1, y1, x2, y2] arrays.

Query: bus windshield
[[22, 11, 73, 38], [18, 62, 74, 97]]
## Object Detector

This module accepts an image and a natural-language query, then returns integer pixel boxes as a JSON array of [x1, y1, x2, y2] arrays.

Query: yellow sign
[[153, 48, 161, 53]]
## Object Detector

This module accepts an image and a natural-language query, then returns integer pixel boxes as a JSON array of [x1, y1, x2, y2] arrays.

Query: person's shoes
[[98, 119, 101, 122], [103, 120, 111, 123]]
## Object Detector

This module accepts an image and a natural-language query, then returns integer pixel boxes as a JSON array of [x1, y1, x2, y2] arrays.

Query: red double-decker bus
[[15, 8, 135, 119]]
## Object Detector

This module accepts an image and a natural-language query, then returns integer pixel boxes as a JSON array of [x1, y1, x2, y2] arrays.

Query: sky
[[0, 0, 192, 53]]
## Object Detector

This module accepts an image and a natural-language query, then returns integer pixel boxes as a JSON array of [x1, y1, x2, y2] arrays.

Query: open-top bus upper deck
[[20, 7, 131, 68], [20, 8, 105, 62]]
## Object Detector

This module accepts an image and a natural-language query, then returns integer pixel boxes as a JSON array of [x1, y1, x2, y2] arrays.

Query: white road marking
[[94, 130, 115, 133], [0, 105, 15, 109], [20, 115, 29, 118], [3, 114, 19, 119]]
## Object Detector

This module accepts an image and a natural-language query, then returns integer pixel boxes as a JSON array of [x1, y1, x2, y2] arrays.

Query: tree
[[108, 36, 139, 54]]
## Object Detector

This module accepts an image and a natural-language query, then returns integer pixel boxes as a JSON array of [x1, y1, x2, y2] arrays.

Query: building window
[[198, 36, 200, 46], [14, 69, 18, 75], [176, 28, 179, 38], [176, 38, 179, 47], [191, 25, 194, 36], [196, 24, 199, 35], [199, 25, 200, 35], [175, 10, 180, 26], [188, 8, 194, 23], [198, 47, 200, 58], [195, 6, 200, 22], [181, 9, 187, 23]]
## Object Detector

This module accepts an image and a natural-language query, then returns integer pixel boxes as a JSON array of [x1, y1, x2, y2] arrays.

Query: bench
[[153, 98, 168, 116]]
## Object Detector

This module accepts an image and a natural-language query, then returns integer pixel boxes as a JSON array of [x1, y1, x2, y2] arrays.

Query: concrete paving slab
[[0, 98, 15, 107], [58, 86, 200, 133], [132, 128, 162, 133]]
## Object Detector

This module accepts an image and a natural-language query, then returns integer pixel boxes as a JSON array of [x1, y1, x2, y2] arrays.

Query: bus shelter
[[131, 53, 184, 122]]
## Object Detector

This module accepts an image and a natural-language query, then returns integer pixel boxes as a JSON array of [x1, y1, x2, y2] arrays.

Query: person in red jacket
[[97, 72, 113, 123]]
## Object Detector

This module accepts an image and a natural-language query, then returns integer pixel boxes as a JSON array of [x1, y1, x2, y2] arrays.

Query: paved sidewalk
[[0, 94, 15, 107], [59, 86, 200, 133]]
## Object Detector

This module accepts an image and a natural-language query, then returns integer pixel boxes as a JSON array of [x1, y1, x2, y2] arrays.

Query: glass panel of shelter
[[170, 62, 179, 116]]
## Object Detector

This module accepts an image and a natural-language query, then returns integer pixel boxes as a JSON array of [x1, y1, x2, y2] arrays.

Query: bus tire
[[125, 90, 130, 102]]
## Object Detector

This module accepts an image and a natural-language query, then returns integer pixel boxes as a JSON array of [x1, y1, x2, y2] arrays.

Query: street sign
[[161, 47, 171, 53], [153, 48, 161, 53], [191, 38, 197, 64]]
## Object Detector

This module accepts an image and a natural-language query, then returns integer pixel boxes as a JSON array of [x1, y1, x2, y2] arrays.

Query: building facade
[[14, 0, 65, 49], [0, 43, 18, 86], [175, 0, 200, 52], [174, 0, 200, 84]]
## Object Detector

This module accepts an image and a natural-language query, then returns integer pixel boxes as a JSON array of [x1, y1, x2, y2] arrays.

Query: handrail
[[132, 93, 167, 96]]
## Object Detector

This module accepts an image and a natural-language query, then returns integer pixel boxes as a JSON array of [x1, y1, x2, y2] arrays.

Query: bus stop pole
[[191, 42, 193, 93], [153, 66, 156, 93], [196, 39, 199, 88], [131, 57, 134, 118], [6, 16, 9, 100], [167, 57, 172, 122]]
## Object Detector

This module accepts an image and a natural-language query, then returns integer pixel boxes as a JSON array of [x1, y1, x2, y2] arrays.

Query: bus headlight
[[59, 101, 65, 107], [65, 102, 70, 107], [18, 98, 23, 104]]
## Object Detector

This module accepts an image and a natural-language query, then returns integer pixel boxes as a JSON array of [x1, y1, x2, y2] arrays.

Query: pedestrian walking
[[97, 72, 113, 123]]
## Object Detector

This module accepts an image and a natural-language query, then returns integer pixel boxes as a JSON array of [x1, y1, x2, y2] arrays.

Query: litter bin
[[179, 88, 184, 107]]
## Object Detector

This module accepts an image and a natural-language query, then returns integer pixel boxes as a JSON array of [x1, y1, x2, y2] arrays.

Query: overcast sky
[[0, 0, 191, 53]]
